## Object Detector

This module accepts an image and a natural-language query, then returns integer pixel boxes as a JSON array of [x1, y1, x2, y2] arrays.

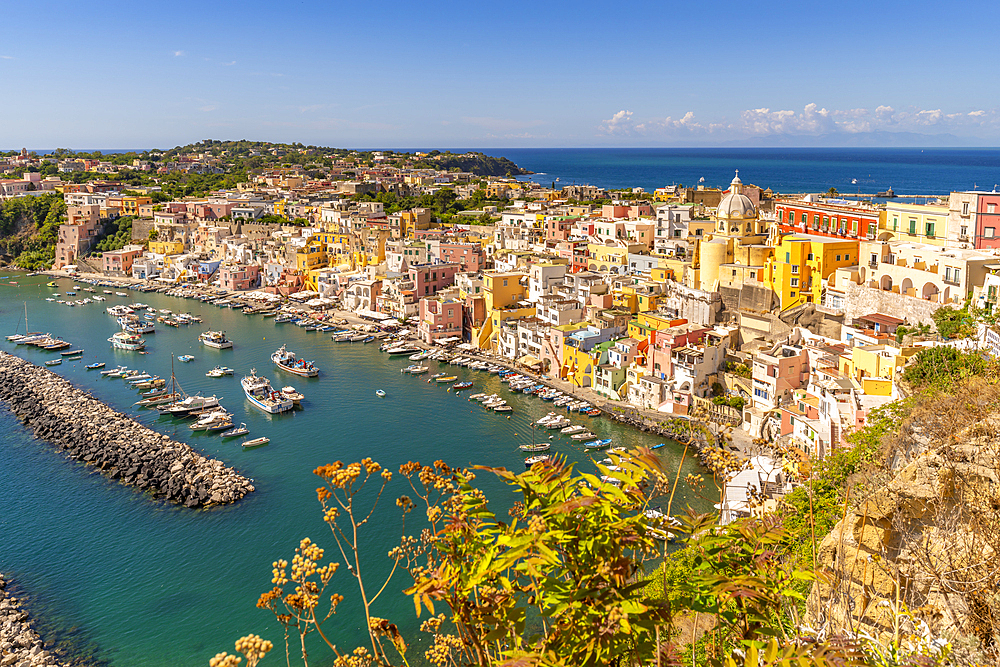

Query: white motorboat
[[199, 331, 233, 349]]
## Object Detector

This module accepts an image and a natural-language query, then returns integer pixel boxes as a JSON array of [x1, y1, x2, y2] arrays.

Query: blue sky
[[3, 0, 999, 148]]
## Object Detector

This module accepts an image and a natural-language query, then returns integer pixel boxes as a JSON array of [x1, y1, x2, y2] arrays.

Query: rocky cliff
[[806, 387, 1000, 650]]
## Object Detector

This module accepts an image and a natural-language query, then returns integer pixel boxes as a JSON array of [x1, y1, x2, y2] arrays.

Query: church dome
[[715, 170, 757, 220]]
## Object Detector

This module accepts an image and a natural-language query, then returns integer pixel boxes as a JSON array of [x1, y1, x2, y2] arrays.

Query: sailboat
[[136, 358, 183, 407], [6, 302, 46, 343]]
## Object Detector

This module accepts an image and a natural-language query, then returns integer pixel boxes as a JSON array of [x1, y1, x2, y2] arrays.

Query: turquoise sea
[[0, 274, 712, 667], [477, 147, 1000, 195]]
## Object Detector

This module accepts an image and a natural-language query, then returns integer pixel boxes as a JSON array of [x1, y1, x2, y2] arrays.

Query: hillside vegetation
[[0, 194, 65, 269]]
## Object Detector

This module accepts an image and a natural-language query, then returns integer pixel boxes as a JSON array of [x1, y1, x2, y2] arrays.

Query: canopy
[[518, 354, 543, 369]]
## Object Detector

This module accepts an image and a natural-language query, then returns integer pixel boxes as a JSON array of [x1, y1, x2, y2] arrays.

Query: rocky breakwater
[[0, 575, 66, 667], [0, 352, 254, 508]]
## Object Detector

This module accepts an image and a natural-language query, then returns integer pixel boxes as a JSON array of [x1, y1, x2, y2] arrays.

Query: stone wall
[[0, 575, 68, 667], [131, 218, 154, 243], [0, 352, 254, 507], [658, 281, 722, 326], [842, 282, 941, 325]]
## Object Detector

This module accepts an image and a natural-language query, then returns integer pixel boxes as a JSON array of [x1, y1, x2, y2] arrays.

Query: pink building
[[975, 193, 1000, 250], [54, 205, 103, 268], [439, 243, 485, 272], [645, 323, 710, 380], [103, 245, 145, 276], [545, 218, 576, 242], [220, 264, 261, 291], [418, 297, 463, 344], [407, 262, 460, 297]]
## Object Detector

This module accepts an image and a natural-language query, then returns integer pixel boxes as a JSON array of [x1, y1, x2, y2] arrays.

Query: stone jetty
[[0, 352, 254, 507], [0, 574, 67, 667]]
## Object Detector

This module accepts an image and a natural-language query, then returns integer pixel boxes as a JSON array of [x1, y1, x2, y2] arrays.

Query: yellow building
[[587, 243, 638, 272], [295, 234, 328, 274], [149, 239, 184, 256], [884, 202, 949, 247], [627, 312, 686, 341], [471, 271, 529, 349], [764, 234, 858, 310], [562, 343, 601, 388]]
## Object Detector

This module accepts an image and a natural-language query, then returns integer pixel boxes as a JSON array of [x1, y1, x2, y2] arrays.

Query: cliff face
[[806, 405, 1000, 649]]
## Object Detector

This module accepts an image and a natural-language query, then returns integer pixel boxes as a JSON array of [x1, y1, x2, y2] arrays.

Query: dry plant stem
[[665, 438, 690, 518]]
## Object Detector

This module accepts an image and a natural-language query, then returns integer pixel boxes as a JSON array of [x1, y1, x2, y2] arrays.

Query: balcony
[[868, 260, 879, 269]]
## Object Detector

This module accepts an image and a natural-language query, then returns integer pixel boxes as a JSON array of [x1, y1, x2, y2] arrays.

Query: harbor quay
[[0, 352, 254, 508]]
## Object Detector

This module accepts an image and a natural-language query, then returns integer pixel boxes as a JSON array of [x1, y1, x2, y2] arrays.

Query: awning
[[518, 354, 543, 368]]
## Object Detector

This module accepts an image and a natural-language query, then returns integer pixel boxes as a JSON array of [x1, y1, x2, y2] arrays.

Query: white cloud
[[0, 55, 14, 60], [915, 109, 943, 124], [598, 103, 1000, 140], [173, 50, 185, 57], [598, 110, 634, 135], [199, 105, 217, 112]]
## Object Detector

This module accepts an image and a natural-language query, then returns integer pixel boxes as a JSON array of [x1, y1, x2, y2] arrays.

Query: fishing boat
[[206, 366, 235, 377], [241, 369, 293, 414], [453, 381, 473, 390], [561, 425, 587, 435], [242, 437, 270, 449], [570, 432, 596, 440], [108, 331, 146, 351], [401, 365, 428, 375], [199, 331, 233, 349], [44, 359, 62, 366], [178, 354, 195, 362], [281, 386, 304, 405], [519, 443, 550, 452], [86, 362, 105, 370], [584, 408, 602, 417], [375, 389, 386, 398], [118, 315, 155, 334], [220, 423, 249, 438], [435, 375, 458, 383], [583, 439, 612, 450], [60, 349, 84, 356], [271, 345, 319, 377], [493, 405, 513, 413], [524, 454, 550, 467]]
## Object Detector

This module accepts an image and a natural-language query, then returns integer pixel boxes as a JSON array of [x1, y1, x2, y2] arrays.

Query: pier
[[0, 352, 254, 508]]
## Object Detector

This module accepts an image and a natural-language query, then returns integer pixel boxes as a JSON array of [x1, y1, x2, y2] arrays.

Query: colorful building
[[763, 234, 859, 311]]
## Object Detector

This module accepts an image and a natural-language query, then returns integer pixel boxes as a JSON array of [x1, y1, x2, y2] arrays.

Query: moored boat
[[281, 386, 304, 405], [108, 331, 146, 351], [220, 423, 249, 438], [524, 454, 550, 467], [242, 437, 270, 449], [271, 345, 319, 377], [199, 331, 233, 349], [86, 362, 105, 369], [241, 369, 293, 414]]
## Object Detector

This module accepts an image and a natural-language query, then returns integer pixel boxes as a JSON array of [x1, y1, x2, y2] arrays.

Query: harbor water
[[0, 273, 714, 667]]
